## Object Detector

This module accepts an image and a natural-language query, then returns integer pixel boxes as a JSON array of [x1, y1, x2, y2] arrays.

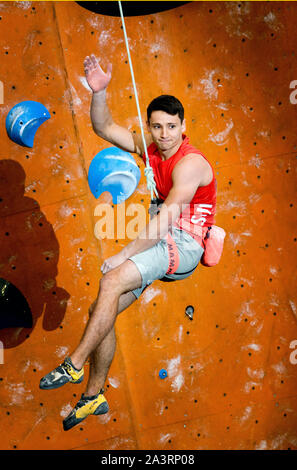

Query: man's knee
[[99, 270, 122, 294], [98, 260, 142, 297]]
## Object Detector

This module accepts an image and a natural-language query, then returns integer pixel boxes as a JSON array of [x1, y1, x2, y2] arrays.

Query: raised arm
[[84, 54, 151, 157]]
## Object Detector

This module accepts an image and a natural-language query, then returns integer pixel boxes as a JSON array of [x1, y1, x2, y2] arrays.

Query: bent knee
[[100, 270, 122, 293]]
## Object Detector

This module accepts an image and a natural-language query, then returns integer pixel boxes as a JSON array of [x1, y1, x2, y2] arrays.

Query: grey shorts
[[128, 226, 204, 299]]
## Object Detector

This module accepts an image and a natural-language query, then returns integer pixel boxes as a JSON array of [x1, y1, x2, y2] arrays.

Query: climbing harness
[[118, 1, 158, 205]]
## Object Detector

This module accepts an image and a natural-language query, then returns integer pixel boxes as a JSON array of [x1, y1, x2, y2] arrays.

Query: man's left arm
[[101, 155, 204, 274]]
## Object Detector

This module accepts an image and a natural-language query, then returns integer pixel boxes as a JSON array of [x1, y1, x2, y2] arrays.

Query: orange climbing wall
[[0, 0, 297, 450]]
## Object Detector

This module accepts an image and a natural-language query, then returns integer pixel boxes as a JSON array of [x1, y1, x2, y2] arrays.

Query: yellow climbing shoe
[[63, 389, 109, 431], [39, 357, 84, 390]]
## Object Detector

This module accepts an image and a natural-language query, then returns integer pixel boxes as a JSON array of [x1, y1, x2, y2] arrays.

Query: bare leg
[[70, 259, 142, 370], [84, 291, 137, 396]]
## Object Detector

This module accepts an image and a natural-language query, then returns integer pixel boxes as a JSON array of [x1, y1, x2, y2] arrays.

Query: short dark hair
[[147, 95, 184, 123]]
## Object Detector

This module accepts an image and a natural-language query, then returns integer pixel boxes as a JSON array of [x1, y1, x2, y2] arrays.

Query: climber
[[39, 54, 217, 431]]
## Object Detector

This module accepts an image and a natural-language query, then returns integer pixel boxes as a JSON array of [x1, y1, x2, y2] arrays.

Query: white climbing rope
[[118, 1, 158, 201]]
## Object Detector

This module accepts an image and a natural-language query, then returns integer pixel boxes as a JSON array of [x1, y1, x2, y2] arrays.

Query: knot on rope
[[144, 166, 158, 200]]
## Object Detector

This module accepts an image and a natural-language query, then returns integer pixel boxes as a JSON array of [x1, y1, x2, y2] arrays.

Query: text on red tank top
[[143, 135, 217, 242]]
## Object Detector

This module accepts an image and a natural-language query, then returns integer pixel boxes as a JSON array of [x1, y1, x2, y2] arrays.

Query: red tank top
[[143, 135, 217, 246]]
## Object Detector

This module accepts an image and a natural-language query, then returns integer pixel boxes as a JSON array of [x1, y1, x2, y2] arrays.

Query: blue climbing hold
[[6, 100, 51, 148], [159, 369, 168, 379], [88, 146, 141, 204]]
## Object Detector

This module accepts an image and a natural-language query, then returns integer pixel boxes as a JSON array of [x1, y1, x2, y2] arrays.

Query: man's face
[[147, 110, 186, 153]]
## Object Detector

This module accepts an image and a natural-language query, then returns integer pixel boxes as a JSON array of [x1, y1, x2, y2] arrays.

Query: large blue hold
[[88, 147, 141, 204], [6, 100, 51, 148]]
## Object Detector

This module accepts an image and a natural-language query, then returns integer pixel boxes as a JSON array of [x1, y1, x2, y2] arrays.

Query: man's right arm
[[85, 54, 151, 158], [91, 89, 148, 157]]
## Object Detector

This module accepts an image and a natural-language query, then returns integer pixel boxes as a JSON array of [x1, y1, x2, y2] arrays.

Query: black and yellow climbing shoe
[[39, 357, 84, 390], [63, 389, 109, 431]]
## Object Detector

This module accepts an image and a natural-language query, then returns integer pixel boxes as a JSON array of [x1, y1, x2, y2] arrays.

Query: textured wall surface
[[0, 1, 296, 450]]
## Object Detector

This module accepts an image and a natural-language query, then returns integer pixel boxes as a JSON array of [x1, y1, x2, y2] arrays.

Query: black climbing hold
[[185, 305, 194, 320], [0, 278, 32, 329], [76, 2, 190, 17]]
